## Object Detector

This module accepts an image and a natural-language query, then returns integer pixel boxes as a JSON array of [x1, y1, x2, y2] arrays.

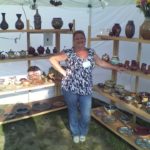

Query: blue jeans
[[62, 88, 92, 136]]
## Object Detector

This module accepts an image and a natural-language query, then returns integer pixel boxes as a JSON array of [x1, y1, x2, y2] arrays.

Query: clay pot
[[15, 14, 24, 30], [34, 9, 41, 29], [51, 18, 63, 29], [112, 23, 121, 36], [37, 46, 45, 55], [140, 17, 150, 40], [0, 13, 8, 30], [125, 20, 135, 38]]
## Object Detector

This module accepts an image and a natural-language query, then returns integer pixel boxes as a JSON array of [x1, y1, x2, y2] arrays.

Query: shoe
[[73, 136, 80, 143], [80, 136, 86, 142]]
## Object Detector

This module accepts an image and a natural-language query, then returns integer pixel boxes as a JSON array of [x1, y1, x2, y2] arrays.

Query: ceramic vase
[[0, 13, 9, 30], [15, 14, 24, 30], [34, 9, 41, 29], [140, 17, 150, 40], [125, 20, 135, 38], [112, 23, 121, 36], [52, 18, 63, 29]]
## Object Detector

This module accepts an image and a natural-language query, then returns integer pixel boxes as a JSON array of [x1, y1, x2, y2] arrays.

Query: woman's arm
[[94, 53, 125, 72], [49, 52, 68, 77]]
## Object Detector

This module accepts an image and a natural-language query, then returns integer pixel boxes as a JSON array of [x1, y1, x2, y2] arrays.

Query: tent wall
[[0, 5, 89, 104]]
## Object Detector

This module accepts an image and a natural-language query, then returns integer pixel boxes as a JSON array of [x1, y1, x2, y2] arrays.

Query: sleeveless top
[[61, 48, 95, 95]]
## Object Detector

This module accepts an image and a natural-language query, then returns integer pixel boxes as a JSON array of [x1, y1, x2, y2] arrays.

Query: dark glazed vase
[[125, 20, 135, 38], [15, 14, 24, 30], [0, 13, 9, 30], [112, 23, 121, 36], [34, 9, 41, 29], [52, 18, 63, 29], [140, 17, 150, 40]]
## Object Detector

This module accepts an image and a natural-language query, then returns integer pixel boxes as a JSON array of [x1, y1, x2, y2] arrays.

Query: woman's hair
[[73, 30, 86, 39]]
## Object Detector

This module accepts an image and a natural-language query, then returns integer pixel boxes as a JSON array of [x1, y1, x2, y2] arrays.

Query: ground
[[0, 108, 136, 150]]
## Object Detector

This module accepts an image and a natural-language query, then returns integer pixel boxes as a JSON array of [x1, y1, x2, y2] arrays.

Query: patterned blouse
[[61, 48, 95, 95]]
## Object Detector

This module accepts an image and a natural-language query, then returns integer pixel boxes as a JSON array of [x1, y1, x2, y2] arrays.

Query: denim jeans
[[62, 88, 92, 136]]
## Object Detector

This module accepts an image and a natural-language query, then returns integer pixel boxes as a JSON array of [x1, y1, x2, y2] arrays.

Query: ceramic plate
[[135, 137, 150, 149], [118, 126, 133, 136]]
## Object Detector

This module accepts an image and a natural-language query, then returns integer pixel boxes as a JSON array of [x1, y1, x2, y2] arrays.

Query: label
[[83, 60, 91, 68]]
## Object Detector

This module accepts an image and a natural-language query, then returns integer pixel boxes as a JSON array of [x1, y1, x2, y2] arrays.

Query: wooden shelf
[[92, 107, 144, 150], [0, 82, 55, 96], [125, 70, 150, 80], [90, 35, 150, 44], [0, 29, 73, 34], [0, 96, 67, 125], [93, 85, 150, 122], [0, 55, 52, 63]]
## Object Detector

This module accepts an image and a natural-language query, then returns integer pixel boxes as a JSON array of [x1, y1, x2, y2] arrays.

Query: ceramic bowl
[[104, 104, 117, 115]]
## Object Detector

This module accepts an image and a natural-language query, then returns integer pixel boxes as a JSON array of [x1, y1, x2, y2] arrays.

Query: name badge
[[83, 60, 91, 68]]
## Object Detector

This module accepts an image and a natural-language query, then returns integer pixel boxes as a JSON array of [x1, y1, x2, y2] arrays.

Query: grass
[[0, 106, 136, 150]]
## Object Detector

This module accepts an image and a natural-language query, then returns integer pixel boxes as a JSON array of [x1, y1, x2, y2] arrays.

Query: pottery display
[[51, 18, 63, 29], [15, 14, 24, 30], [0, 13, 8, 30]]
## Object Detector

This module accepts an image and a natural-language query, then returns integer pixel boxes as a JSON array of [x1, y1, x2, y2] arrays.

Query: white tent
[[0, 0, 149, 104]]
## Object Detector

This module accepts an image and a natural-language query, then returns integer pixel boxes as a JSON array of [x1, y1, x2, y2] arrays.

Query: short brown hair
[[73, 30, 86, 39]]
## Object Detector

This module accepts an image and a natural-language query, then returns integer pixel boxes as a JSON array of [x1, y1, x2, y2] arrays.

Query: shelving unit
[[92, 107, 145, 150], [0, 19, 75, 124], [0, 95, 67, 125], [88, 25, 150, 149]]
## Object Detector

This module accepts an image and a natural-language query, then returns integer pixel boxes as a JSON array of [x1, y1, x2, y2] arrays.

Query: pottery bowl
[[104, 104, 117, 115]]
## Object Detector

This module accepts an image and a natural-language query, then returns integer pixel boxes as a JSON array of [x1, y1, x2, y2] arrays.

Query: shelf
[[93, 85, 150, 122], [92, 107, 144, 150], [0, 96, 67, 125], [125, 70, 150, 80], [90, 35, 150, 44], [0, 29, 73, 34], [0, 55, 52, 63], [0, 82, 55, 96]]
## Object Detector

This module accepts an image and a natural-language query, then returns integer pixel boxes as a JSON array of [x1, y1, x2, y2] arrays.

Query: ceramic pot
[[140, 17, 150, 40], [110, 56, 120, 65], [15, 14, 24, 30], [102, 53, 110, 62], [34, 9, 41, 29], [37, 46, 45, 55], [51, 18, 63, 29], [68, 22, 73, 31], [112, 23, 121, 36], [46, 47, 51, 54], [0, 13, 8, 30], [125, 20, 135, 38]]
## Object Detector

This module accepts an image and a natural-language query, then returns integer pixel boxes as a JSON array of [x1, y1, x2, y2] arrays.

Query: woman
[[49, 30, 125, 143]]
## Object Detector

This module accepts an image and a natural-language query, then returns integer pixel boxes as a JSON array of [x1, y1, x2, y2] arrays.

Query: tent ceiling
[[0, 0, 134, 8]]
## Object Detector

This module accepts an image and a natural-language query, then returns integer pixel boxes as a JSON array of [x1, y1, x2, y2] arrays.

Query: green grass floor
[[0, 108, 136, 150]]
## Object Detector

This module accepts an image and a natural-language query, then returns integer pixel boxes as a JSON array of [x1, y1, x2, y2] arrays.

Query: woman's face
[[73, 33, 86, 49]]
